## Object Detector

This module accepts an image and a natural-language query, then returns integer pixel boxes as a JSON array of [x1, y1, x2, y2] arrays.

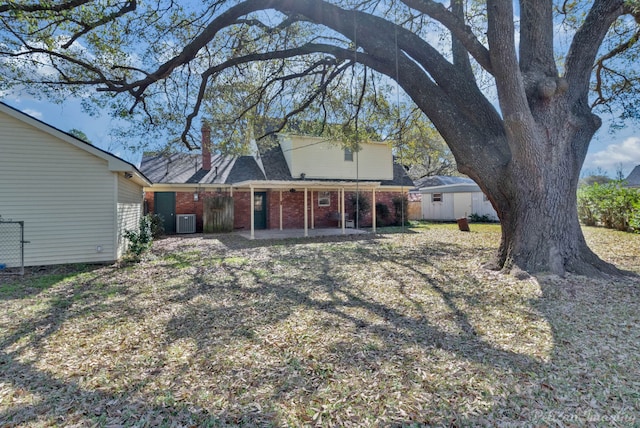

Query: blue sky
[[2, 93, 639, 178]]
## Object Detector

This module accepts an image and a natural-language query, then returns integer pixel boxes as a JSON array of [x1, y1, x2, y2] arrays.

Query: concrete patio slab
[[235, 228, 369, 240]]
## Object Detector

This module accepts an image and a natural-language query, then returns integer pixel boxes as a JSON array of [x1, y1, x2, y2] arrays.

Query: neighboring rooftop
[[625, 165, 640, 187], [413, 175, 474, 189]]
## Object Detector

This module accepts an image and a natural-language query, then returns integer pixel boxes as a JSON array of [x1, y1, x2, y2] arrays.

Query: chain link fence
[[0, 218, 26, 276]]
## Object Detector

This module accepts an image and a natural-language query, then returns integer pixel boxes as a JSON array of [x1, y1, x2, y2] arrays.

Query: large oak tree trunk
[[491, 165, 619, 277], [474, 101, 621, 277]]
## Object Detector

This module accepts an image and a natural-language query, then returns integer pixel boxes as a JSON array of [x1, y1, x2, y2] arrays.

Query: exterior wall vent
[[176, 214, 196, 234]]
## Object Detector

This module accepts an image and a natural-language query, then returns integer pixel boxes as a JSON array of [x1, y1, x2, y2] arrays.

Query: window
[[432, 193, 443, 202], [254, 195, 263, 211], [344, 148, 353, 161], [318, 191, 331, 207]]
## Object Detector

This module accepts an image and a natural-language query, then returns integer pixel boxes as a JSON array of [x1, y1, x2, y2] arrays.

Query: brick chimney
[[201, 122, 211, 171]]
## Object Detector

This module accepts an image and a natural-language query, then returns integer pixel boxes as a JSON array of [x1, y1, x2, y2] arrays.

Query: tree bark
[[474, 98, 621, 277]]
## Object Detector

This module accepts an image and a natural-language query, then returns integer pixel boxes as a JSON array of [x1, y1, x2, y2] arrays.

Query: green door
[[254, 192, 267, 230], [155, 192, 176, 234]]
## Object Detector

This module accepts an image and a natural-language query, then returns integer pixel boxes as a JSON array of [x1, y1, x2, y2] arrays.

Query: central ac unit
[[176, 214, 196, 234]]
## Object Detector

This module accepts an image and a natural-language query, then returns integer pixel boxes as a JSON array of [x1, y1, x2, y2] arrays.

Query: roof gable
[[0, 102, 150, 185]]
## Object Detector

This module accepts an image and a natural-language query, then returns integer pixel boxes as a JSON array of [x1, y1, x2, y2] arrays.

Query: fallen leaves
[[0, 224, 639, 426]]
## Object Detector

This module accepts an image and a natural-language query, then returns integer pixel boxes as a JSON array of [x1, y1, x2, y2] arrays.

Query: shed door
[[155, 192, 176, 234], [453, 193, 472, 219]]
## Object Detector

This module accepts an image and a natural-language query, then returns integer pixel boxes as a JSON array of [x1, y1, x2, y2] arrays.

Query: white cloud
[[584, 136, 640, 176], [21, 108, 43, 119]]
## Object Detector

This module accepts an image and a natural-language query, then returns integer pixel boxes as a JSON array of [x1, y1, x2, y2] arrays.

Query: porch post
[[310, 190, 315, 229], [250, 185, 255, 240], [372, 188, 377, 234], [341, 187, 346, 235], [279, 190, 283, 230], [304, 187, 308, 237]]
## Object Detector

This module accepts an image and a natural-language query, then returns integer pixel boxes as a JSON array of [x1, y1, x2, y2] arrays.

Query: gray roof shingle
[[413, 175, 474, 189], [226, 156, 266, 183], [626, 165, 640, 187], [140, 138, 414, 187], [140, 152, 257, 184]]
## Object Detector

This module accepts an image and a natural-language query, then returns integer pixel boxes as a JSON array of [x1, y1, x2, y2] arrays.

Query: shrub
[[392, 195, 409, 226], [629, 199, 640, 233], [123, 215, 155, 259], [348, 192, 371, 221], [375, 202, 391, 226], [577, 181, 640, 232], [147, 213, 165, 238], [469, 213, 492, 223]]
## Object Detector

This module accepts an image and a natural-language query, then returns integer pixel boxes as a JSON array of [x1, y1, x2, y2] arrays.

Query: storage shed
[[415, 176, 498, 221], [0, 102, 151, 267]]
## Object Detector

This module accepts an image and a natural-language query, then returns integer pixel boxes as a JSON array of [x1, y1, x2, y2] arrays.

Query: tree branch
[[450, 0, 474, 80], [565, 0, 625, 101], [61, 0, 137, 49], [176, 44, 353, 147], [400, 0, 493, 74], [519, 0, 557, 76], [486, 0, 531, 129], [0, 0, 91, 13], [592, 28, 640, 107]]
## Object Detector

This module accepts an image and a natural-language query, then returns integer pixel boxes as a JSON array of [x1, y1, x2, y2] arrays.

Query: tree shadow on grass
[[3, 232, 637, 426], [160, 238, 548, 423], [0, 264, 105, 301], [0, 264, 276, 426]]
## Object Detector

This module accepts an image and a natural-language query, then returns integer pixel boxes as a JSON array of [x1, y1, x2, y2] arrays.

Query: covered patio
[[233, 180, 385, 240]]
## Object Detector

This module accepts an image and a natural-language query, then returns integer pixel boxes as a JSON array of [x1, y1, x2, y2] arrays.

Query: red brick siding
[[369, 191, 405, 226], [176, 192, 201, 230], [232, 192, 252, 230], [144, 189, 406, 232], [144, 192, 154, 214]]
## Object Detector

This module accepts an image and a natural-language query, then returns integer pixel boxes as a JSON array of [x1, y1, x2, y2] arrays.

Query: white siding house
[[277, 134, 394, 181], [0, 102, 150, 267]]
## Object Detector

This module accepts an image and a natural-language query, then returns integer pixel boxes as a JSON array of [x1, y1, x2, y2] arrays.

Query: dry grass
[[1, 224, 639, 427]]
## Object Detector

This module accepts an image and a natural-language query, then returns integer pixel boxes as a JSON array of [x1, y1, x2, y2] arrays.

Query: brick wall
[[340, 191, 403, 228], [368, 191, 406, 227], [232, 192, 251, 230], [145, 190, 236, 233], [176, 192, 201, 230], [144, 188, 407, 232]]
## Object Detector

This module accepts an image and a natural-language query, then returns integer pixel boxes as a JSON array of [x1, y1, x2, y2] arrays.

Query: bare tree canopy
[[1, 0, 639, 276]]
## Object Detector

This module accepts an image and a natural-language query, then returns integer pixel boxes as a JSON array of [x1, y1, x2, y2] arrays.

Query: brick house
[[140, 124, 413, 238]]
